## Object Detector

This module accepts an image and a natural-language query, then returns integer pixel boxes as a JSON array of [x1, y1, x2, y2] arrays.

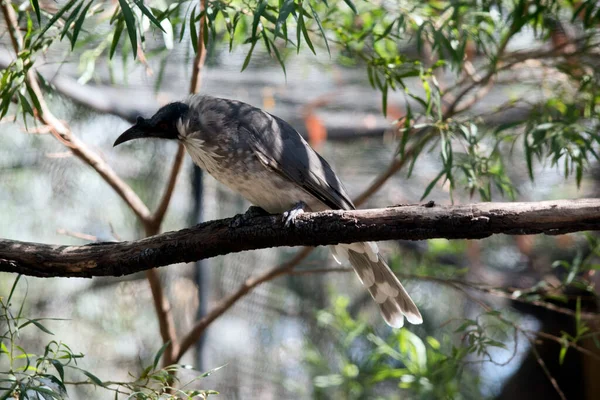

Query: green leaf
[[71, 0, 94, 50], [30, 0, 41, 23], [51, 360, 65, 383], [342, 0, 357, 14], [524, 132, 534, 181], [200, 364, 227, 378], [271, 36, 287, 78], [241, 40, 257, 71], [153, 341, 171, 369], [18, 93, 34, 116], [559, 346, 567, 365], [252, 0, 267, 39], [118, 0, 138, 59], [275, 0, 294, 40], [20, 319, 54, 335], [134, 0, 165, 32], [190, 7, 198, 53], [110, 19, 125, 59], [37, 0, 79, 40], [60, 1, 84, 40], [421, 169, 446, 201], [7, 275, 22, 304], [308, 2, 330, 55], [81, 369, 104, 387], [298, 11, 315, 54]]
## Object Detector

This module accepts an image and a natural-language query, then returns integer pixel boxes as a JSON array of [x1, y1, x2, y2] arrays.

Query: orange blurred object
[[304, 112, 327, 149]]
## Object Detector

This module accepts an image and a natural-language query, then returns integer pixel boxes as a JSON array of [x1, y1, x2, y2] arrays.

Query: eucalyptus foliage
[[0, 276, 219, 399]]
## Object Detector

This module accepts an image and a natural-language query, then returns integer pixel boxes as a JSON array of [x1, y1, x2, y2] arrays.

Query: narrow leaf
[[271, 37, 287, 78], [37, 0, 79, 40], [308, 2, 329, 55], [134, 0, 165, 32], [20, 319, 54, 335], [275, 0, 294, 39], [18, 93, 34, 116], [31, 0, 41, 23], [51, 360, 65, 383], [110, 19, 125, 59], [342, 0, 357, 14], [82, 370, 104, 387], [72, 0, 94, 50], [421, 169, 446, 200], [190, 7, 198, 53], [298, 11, 315, 54], [153, 341, 171, 369], [7, 274, 22, 304], [118, 0, 138, 59], [241, 40, 257, 71], [252, 0, 267, 39], [60, 1, 84, 40]]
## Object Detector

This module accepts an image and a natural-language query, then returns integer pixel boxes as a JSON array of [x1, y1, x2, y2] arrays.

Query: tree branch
[[1, 199, 598, 278]]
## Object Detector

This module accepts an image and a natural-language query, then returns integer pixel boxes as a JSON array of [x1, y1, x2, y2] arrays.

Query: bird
[[114, 95, 422, 328]]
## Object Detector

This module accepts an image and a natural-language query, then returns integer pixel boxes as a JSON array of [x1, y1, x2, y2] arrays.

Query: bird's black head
[[113, 102, 189, 147]]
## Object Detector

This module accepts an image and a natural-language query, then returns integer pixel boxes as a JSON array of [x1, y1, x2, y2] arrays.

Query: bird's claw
[[283, 202, 308, 227]]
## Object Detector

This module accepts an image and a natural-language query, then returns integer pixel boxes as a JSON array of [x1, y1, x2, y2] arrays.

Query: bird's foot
[[282, 201, 309, 227]]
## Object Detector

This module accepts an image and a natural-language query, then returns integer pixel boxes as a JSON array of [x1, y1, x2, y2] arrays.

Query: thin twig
[[145, 267, 181, 366], [527, 337, 568, 400], [56, 229, 98, 242]]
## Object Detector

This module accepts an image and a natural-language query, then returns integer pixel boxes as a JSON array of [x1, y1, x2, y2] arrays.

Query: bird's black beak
[[113, 117, 152, 147]]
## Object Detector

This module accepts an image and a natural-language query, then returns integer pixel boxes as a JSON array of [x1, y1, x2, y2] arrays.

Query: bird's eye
[[159, 122, 169, 130]]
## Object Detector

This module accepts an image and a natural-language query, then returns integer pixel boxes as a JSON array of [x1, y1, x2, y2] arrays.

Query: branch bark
[[1, 199, 598, 278]]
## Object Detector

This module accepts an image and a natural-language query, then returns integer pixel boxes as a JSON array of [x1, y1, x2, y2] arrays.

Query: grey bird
[[114, 95, 422, 328]]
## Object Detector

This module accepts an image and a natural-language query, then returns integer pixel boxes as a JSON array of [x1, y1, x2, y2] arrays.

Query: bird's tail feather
[[330, 242, 422, 328]]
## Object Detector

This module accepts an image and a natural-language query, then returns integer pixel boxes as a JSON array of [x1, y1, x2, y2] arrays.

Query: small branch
[[527, 337, 568, 400], [1, 199, 599, 278], [56, 229, 98, 242], [145, 268, 180, 365], [189, 0, 207, 95]]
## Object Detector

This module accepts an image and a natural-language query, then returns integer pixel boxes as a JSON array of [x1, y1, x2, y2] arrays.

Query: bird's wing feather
[[240, 109, 355, 211]]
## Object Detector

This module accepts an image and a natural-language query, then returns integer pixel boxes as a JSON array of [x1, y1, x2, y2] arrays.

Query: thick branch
[[1, 199, 598, 278]]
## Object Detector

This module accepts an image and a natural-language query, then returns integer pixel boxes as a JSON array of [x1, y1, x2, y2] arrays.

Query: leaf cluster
[[0, 276, 219, 399]]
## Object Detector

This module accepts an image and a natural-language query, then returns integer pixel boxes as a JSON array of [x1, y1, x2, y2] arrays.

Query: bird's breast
[[182, 139, 327, 213]]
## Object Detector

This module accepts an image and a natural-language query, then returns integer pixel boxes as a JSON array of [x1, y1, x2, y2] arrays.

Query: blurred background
[[1, 0, 600, 399]]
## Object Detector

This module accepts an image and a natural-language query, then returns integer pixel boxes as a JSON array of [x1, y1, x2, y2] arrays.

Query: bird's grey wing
[[240, 110, 355, 211]]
